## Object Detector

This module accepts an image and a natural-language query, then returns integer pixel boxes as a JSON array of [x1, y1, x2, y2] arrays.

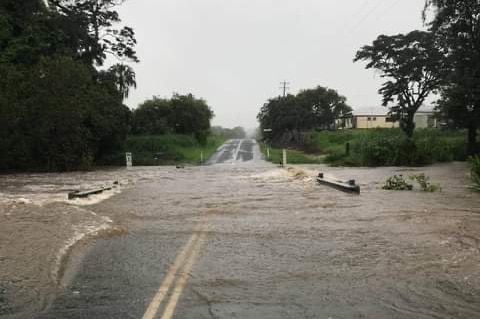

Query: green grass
[[260, 143, 324, 165], [311, 128, 468, 166], [261, 128, 468, 167], [101, 134, 226, 166]]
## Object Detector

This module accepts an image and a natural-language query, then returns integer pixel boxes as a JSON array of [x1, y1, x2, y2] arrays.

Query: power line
[[337, 0, 372, 36], [345, 0, 373, 24], [374, 0, 403, 25], [344, 0, 390, 35]]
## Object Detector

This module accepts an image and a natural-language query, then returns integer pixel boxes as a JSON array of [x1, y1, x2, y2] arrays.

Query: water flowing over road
[[206, 139, 262, 164], [1, 139, 480, 319]]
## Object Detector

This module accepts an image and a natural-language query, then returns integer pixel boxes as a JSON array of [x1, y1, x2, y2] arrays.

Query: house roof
[[351, 107, 390, 117], [352, 106, 435, 116]]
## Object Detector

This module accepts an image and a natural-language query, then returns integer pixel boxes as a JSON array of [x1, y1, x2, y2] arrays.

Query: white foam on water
[[0, 182, 129, 207], [251, 167, 318, 183], [10, 197, 33, 205], [251, 168, 291, 182], [51, 211, 114, 285], [286, 167, 318, 182], [62, 187, 123, 206]]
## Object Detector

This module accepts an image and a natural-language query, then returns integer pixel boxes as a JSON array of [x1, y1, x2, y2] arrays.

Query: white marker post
[[126, 152, 132, 168], [267, 147, 270, 159], [200, 151, 204, 165], [282, 149, 287, 167]]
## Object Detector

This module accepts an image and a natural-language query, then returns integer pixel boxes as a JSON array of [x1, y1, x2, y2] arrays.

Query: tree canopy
[[257, 86, 351, 140], [211, 126, 246, 139], [0, 0, 137, 171], [424, 0, 480, 154], [47, 0, 139, 66], [132, 94, 215, 144]]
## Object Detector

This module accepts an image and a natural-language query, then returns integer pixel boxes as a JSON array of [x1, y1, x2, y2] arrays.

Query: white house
[[336, 107, 439, 129]]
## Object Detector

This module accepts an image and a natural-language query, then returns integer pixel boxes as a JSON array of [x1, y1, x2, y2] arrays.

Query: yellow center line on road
[[160, 232, 207, 319], [142, 223, 208, 319]]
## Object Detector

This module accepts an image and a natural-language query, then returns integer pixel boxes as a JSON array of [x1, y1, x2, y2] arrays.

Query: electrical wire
[[346, 0, 389, 34]]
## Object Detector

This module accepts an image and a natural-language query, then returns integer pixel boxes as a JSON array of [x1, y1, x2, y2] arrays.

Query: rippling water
[[1, 162, 480, 318]]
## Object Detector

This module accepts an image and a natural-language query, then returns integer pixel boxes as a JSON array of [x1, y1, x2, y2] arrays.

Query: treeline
[[0, 0, 138, 171], [131, 94, 214, 144], [211, 126, 246, 139], [257, 85, 352, 141], [354, 1, 480, 155]]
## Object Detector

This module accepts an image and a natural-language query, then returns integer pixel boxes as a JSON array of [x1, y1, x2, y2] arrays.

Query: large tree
[[132, 97, 172, 135], [0, 0, 137, 171], [131, 94, 215, 144], [424, 0, 480, 154], [47, 0, 138, 65], [257, 95, 300, 135], [169, 93, 214, 143], [296, 86, 351, 129], [0, 56, 130, 171], [354, 30, 446, 138], [257, 86, 351, 136], [0, 0, 55, 64]]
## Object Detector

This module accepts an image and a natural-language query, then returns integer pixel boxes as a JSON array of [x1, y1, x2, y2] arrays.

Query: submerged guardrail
[[68, 186, 113, 200], [317, 173, 360, 194]]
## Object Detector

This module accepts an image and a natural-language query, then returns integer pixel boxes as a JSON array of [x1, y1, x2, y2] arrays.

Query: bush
[[357, 135, 400, 166], [382, 173, 441, 192], [382, 175, 413, 190], [410, 173, 441, 192]]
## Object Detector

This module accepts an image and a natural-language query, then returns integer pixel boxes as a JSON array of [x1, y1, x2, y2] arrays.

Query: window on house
[[367, 117, 371, 121], [373, 117, 377, 121]]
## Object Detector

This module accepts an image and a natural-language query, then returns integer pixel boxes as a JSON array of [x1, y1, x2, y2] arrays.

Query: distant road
[[206, 139, 261, 164]]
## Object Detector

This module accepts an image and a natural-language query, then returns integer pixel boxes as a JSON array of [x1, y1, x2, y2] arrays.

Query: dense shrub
[[382, 175, 413, 190], [0, 57, 129, 171], [410, 173, 441, 192], [382, 173, 441, 191], [316, 128, 467, 167]]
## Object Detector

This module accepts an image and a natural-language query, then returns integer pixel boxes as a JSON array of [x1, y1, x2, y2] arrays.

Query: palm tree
[[107, 63, 136, 99]]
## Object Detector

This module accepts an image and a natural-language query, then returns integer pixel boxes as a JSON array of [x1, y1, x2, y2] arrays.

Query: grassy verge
[[101, 134, 226, 166], [309, 128, 467, 167], [259, 143, 324, 165], [261, 128, 468, 167]]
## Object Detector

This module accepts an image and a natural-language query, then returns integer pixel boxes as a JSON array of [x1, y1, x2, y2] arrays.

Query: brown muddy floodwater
[[1, 162, 480, 318]]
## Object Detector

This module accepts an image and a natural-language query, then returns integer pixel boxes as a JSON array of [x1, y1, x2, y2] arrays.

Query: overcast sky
[[116, 0, 427, 130]]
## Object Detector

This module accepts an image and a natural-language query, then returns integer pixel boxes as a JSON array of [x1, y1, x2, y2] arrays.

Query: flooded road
[[1, 139, 480, 318]]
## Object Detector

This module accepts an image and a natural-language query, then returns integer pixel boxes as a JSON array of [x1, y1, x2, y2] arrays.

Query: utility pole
[[280, 81, 290, 97]]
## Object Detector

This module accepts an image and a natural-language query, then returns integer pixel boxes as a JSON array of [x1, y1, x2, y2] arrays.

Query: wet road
[[17, 140, 480, 319], [206, 139, 259, 164]]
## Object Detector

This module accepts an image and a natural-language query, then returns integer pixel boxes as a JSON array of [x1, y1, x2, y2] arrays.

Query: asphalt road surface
[[206, 139, 259, 164], [29, 140, 480, 319]]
